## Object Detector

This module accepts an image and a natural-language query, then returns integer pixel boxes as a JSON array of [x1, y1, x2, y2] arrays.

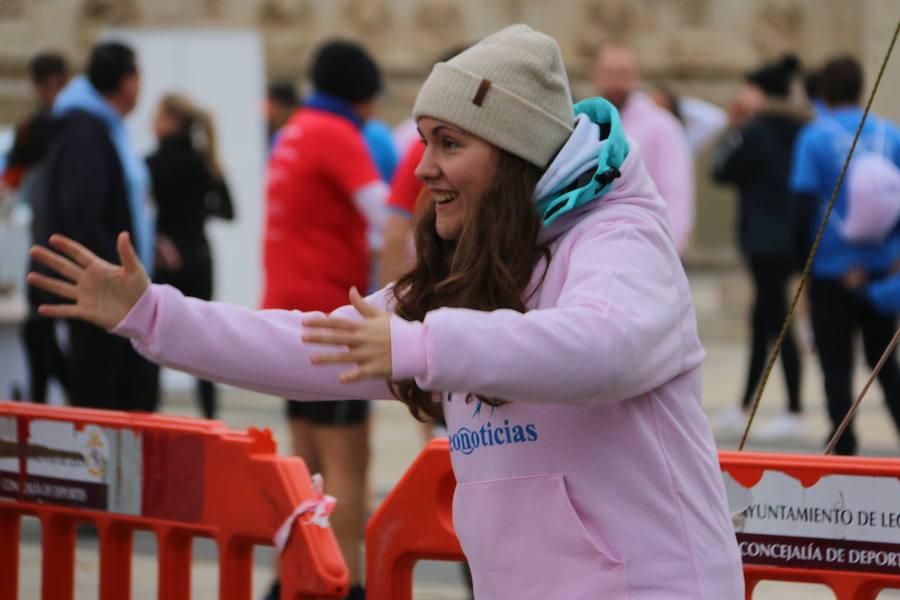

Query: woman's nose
[[414, 146, 439, 182]]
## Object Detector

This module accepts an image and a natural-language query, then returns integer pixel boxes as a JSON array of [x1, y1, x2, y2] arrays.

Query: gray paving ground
[[13, 268, 900, 598]]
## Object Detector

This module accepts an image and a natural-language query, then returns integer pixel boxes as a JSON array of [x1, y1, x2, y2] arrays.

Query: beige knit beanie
[[413, 24, 575, 168]]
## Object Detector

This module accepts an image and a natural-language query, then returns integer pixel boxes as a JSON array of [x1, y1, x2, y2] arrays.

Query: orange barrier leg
[[98, 520, 132, 600], [0, 510, 19, 598], [41, 513, 75, 600], [158, 526, 193, 600], [831, 577, 882, 600], [366, 439, 463, 600], [218, 536, 253, 600]]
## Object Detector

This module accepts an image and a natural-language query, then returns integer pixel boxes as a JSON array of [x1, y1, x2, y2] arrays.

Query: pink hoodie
[[619, 91, 695, 254], [113, 144, 742, 598]]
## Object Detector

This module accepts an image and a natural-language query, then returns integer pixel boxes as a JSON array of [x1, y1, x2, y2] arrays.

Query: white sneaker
[[752, 412, 808, 442], [713, 407, 749, 437]]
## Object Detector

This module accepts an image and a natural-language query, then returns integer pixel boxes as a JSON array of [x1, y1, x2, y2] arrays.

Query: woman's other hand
[[27, 232, 150, 330], [155, 233, 183, 272], [303, 287, 393, 383]]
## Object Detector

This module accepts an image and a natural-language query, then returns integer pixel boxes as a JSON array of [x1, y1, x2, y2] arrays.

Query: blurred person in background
[[790, 55, 900, 455], [803, 68, 829, 118], [36, 41, 158, 411], [362, 117, 398, 183], [147, 93, 234, 419], [593, 42, 694, 254], [378, 142, 424, 289], [2, 52, 70, 404], [712, 55, 809, 440], [261, 40, 387, 600], [265, 82, 299, 151], [2, 53, 68, 193], [648, 81, 727, 155], [267, 79, 398, 183]]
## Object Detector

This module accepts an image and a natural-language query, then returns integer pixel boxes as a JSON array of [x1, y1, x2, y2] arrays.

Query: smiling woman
[[413, 119, 501, 239], [28, 24, 743, 599]]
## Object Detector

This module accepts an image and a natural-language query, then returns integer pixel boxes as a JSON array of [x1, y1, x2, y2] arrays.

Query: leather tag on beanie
[[473, 78, 492, 106]]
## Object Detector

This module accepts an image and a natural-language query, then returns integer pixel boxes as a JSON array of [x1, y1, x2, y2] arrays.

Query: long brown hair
[[389, 149, 548, 420], [159, 93, 223, 177]]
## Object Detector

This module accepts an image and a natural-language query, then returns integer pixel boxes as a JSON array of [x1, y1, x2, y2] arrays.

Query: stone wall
[[0, 0, 897, 255]]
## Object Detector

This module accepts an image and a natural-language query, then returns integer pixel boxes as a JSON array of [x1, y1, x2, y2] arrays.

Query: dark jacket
[[36, 108, 133, 264], [713, 106, 808, 260], [146, 132, 233, 299], [5, 109, 59, 177]]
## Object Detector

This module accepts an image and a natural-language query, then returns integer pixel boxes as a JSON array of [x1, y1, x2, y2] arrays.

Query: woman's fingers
[[302, 330, 359, 346], [37, 303, 81, 320], [49, 234, 99, 268], [302, 316, 359, 331], [28, 246, 82, 281], [338, 363, 385, 384], [339, 367, 365, 384], [349, 286, 380, 318], [117, 231, 143, 273], [304, 291, 392, 383], [26, 272, 78, 300]]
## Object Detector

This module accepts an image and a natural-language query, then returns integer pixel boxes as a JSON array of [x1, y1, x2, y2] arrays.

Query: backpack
[[822, 117, 900, 244]]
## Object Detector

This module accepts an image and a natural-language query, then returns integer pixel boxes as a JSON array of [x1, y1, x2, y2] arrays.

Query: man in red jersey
[[261, 40, 387, 600]]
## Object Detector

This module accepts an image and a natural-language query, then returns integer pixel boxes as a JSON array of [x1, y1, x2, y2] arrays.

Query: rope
[[737, 18, 900, 451], [824, 325, 900, 455]]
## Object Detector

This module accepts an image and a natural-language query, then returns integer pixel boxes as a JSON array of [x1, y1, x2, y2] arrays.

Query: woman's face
[[414, 117, 500, 240], [152, 106, 179, 140]]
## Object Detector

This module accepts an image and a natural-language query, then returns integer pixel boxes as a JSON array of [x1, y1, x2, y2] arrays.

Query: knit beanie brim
[[413, 25, 574, 168]]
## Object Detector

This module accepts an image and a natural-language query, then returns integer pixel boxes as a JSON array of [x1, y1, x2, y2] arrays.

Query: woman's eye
[[442, 138, 459, 150]]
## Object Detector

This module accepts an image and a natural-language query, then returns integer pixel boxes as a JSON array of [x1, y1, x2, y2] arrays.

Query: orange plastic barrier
[[0, 401, 347, 600], [366, 440, 900, 600]]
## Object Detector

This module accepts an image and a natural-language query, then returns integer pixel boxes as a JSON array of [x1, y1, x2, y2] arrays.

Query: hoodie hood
[[534, 97, 671, 246], [533, 97, 629, 228]]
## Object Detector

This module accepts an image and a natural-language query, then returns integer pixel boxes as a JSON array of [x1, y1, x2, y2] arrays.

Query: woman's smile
[[432, 190, 459, 207]]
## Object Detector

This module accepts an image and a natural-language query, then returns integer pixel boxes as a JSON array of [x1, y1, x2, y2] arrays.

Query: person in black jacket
[[147, 93, 234, 419], [35, 41, 159, 412], [4, 52, 70, 404], [712, 55, 809, 441]]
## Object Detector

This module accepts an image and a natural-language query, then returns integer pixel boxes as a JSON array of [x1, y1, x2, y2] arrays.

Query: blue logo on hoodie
[[448, 420, 539, 456]]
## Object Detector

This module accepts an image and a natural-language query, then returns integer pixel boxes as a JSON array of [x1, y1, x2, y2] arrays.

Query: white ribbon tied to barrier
[[273, 473, 337, 553]]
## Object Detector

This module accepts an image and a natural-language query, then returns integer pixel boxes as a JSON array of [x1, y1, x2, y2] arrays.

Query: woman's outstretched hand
[[27, 232, 149, 331], [302, 287, 392, 384]]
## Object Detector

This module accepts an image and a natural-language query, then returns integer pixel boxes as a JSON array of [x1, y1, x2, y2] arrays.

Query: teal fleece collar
[[534, 97, 630, 227]]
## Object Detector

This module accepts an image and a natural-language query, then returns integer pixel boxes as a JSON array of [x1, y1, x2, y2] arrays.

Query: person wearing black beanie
[[311, 40, 382, 104], [712, 53, 810, 442], [747, 54, 801, 99], [262, 38, 389, 600]]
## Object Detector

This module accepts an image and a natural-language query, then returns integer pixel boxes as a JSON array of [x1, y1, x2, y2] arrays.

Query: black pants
[[66, 320, 159, 412], [20, 314, 69, 403], [741, 257, 802, 412], [810, 278, 900, 455]]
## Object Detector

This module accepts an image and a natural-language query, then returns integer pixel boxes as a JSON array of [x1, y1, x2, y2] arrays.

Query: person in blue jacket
[[790, 55, 900, 454]]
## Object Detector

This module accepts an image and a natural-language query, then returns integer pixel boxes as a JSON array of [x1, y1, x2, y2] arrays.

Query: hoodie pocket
[[453, 474, 628, 600]]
